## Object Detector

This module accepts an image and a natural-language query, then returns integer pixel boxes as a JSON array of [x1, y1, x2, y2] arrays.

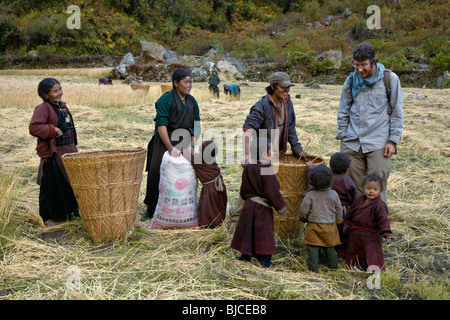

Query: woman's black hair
[[200, 140, 218, 164], [38, 78, 60, 102], [265, 83, 279, 95], [329, 152, 351, 174], [362, 174, 384, 191], [172, 68, 192, 87], [249, 138, 271, 163], [310, 164, 333, 190]]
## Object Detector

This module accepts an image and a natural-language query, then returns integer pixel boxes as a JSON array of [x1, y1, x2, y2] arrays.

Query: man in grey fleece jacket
[[337, 42, 403, 203]]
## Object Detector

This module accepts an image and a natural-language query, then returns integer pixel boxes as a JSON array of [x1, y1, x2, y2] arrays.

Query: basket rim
[[61, 148, 146, 160], [276, 153, 324, 167]]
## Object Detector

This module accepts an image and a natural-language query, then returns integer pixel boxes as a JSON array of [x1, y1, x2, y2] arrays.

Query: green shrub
[[379, 51, 417, 72], [420, 37, 448, 57], [442, 78, 450, 89], [35, 44, 56, 57], [289, 51, 316, 67], [430, 51, 450, 72], [402, 46, 425, 59], [302, 0, 321, 22], [313, 57, 335, 73]]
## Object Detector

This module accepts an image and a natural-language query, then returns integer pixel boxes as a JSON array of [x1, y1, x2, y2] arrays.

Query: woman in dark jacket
[[242, 72, 306, 164], [142, 69, 201, 221], [29, 78, 79, 227]]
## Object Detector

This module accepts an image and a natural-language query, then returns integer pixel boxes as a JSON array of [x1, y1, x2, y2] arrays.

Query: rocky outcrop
[[140, 41, 181, 64], [109, 52, 136, 79], [217, 57, 247, 79], [191, 67, 207, 82], [315, 50, 342, 69]]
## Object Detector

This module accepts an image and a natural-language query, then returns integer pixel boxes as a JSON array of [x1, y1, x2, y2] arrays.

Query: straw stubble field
[[0, 69, 448, 300]]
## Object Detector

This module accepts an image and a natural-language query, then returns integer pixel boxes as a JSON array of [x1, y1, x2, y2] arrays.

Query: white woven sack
[[150, 151, 198, 229]]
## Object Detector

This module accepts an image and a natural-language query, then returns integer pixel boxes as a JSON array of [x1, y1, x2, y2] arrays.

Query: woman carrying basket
[[29, 78, 79, 227], [142, 69, 201, 221]]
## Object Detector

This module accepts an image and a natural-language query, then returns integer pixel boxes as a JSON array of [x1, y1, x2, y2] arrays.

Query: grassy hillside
[[0, 0, 448, 76]]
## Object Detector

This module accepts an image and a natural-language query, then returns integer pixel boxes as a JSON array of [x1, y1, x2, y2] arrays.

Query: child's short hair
[[200, 140, 218, 164], [362, 174, 384, 191], [310, 164, 333, 190], [249, 138, 271, 163], [330, 152, 351, 174]]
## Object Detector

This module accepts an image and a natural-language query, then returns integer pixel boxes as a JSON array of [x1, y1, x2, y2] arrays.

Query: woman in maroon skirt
[[29, 78, 79, 227]]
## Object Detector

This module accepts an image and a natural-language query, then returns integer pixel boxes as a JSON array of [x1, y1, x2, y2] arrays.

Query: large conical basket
[[62, 149, 146, 243], [273, 154, 324, 239], [160, 84, 172, 94]]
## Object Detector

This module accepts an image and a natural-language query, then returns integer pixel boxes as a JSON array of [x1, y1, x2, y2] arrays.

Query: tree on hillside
[[162, 0, 194, 35], [276, 0, 295, 14]]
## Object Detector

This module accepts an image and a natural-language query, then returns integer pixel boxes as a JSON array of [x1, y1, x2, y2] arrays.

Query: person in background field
[[344, 174, 397, 271], [98, 77, 113, 85], [142, 69, 201, 222], [337, 41, 403, 204], [208, 70, 221, 98], [183, 140, 227, 228], [299, 164, 343, 272], [223, 83, 240, 99], [231, 138, 287, 268], [29, 78, 79, 227]]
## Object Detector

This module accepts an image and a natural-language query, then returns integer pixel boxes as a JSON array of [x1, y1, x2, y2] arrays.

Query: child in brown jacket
[[299, 164, 343, 272]]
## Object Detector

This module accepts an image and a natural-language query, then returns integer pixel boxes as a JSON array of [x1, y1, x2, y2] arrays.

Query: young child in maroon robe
[[344, 174, 397, 271], [184, 140, 227, 228], [329, 152, 358, 257], [231, 138, 287, 268]]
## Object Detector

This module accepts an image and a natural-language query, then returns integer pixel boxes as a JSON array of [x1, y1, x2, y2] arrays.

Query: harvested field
[[0, 70, 449, 301]]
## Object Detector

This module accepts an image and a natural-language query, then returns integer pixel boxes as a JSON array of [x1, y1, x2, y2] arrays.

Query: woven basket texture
[[62, 149, 146, 243], [160, 84, 172, 94], [130, 84, 150, 93], [273, 154, 324, 239]]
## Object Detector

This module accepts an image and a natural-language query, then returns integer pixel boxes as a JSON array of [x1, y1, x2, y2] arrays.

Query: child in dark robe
[[231, 138, 287, 268], [344, 174, 397, 271], [299, 164, 343, 272], [329, 152, 358, 257], [184, 140, 227, 228]]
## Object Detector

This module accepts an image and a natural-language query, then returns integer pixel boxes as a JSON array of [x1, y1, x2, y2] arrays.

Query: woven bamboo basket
[[273, 153, 324, 239], [160, 84, 172, 94], [62, 149, 146, 243], [130, 83, 150, 93]]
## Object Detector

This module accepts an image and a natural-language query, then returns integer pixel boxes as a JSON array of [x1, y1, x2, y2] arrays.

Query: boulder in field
[[109, 52, 135, 79], [140, 40, 181, 64], [217, 57, 247, 79]]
